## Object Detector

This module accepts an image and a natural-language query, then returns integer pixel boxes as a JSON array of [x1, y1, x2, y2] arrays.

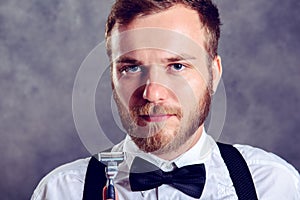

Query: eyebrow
[[115, 53, 196, 65], [164, 54, 197, 63], [115, 56, 143, 65]]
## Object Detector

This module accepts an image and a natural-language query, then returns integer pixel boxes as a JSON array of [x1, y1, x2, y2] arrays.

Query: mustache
[[131, 103, 183, 119]]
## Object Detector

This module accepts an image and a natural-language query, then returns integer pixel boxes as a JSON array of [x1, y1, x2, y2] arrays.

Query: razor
[[99, 152, 125, 200]]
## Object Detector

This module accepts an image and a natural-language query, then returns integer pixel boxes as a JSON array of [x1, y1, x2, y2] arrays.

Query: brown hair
[[105, 0, 221, 60]]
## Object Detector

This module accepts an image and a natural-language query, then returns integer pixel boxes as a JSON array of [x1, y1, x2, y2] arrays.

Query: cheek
[[112, 67, 134, 106], [189, 66, 210, 93], [190, 77, 208, 97], [175, 73, 207, 113], [113, 78, 144, 109]]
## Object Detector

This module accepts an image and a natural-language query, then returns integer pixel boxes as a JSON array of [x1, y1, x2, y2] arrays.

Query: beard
[[113, 87, 211, 155]]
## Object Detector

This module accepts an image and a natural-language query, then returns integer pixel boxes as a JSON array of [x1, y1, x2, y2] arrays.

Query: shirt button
[[161, 163, 174, 171]]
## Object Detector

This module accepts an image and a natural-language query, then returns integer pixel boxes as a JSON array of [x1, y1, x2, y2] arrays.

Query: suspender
[[82, 156, 106, 200], [217, 143, 258, 200], [83, 143, 257, 200]]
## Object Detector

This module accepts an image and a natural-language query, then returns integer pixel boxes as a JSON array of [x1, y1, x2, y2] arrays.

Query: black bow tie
[[129, 157, 206, 198]]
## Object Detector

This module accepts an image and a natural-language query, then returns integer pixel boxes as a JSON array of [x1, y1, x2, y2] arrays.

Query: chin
[[130, 129, 176, 154]]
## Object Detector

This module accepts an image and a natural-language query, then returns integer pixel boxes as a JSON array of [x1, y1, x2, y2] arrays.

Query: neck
[[153, 125, 204, 161]]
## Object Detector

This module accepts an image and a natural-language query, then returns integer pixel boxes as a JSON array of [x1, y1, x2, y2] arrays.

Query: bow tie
[[129, 157, 206, 198]]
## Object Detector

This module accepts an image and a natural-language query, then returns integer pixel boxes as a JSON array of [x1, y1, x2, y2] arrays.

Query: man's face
[[109, 5, 215, 155]]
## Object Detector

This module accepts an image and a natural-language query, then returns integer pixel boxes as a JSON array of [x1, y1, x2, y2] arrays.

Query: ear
[[211, 55, 223, 94]]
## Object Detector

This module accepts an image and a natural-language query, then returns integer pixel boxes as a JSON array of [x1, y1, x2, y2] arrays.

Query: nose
[[143, 81, 168, 103], [142, 68, 169, 103]]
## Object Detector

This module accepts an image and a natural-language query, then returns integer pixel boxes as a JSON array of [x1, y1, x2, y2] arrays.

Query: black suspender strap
[[83, 143, 258, 200], [217, 142, 258, 200], [82, 156, 106, 200]]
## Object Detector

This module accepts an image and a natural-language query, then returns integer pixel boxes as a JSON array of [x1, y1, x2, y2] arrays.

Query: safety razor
[[99, 152, 125, 200]]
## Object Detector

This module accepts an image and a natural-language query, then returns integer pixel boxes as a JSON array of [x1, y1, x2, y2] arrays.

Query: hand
[[102, 186, 119, 200]]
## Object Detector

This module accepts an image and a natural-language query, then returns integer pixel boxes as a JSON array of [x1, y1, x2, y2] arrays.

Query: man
[[31, 0, 300, 199]]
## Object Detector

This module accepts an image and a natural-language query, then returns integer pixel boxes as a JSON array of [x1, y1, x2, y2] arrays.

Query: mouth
[[139, 114, 176, 122]]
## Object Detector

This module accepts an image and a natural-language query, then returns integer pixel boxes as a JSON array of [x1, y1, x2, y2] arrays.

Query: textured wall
[[0, 0, 299, 199]]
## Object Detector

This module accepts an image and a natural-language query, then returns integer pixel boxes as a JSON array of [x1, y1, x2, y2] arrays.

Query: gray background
[[1, 0, 299, 199]]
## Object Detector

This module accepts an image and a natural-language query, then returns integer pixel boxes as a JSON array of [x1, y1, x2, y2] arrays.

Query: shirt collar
[[122, 128, 215, 171]]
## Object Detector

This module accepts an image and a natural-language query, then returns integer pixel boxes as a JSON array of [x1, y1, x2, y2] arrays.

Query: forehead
[[119, 5, 205, 40], [109, 5, 208, 61]]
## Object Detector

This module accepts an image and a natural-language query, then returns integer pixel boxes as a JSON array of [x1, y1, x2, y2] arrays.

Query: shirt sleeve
[[234, 144, 300, 200], [31, 158, 90, 200]]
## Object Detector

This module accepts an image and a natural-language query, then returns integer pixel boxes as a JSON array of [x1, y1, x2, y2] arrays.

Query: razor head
[[98, 152, 125, 181], [98, 152, 125, 164]]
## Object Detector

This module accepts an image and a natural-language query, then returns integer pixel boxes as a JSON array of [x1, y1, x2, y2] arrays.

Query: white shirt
[[31, 131, 300, 200]]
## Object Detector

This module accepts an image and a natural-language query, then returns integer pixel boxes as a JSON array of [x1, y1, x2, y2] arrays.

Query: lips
[[139, 114, 176, 122]]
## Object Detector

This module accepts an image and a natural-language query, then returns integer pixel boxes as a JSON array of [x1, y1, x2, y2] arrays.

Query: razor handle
[[106, 181, 115, 200]]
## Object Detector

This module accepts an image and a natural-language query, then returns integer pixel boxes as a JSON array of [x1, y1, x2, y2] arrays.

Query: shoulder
[[31, 157, 91, 200], [234, 144, 300, 199]]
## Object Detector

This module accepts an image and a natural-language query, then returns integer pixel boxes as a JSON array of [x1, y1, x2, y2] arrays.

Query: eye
[[169, 63, 186, 72], [119, 65, 142, 74]]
